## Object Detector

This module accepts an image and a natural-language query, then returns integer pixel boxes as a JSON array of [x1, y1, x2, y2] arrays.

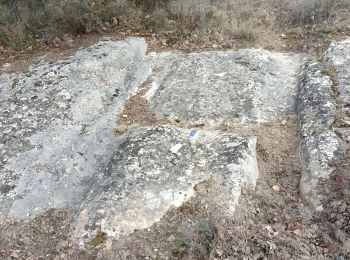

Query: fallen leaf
[[321, 241, 336, 252]]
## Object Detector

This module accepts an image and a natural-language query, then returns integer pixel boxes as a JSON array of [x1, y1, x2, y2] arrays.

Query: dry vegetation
[[0, 0, 349, 55]]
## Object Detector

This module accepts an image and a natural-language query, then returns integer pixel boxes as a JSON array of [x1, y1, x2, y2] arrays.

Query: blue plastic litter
[[189, 130, 197, 137]]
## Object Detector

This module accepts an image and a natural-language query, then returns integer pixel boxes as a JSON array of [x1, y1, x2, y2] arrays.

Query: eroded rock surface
[[298, 38, 350, 210], [325, 38, 350, 107], [0, 38, 148, 220], [148, 50, 301, 126], [3, 36, 349, 250], [297, 59, 341, 210], [73, 125, 257, 243]]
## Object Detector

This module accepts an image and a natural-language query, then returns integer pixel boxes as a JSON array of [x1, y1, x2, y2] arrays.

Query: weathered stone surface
[[297, 59, 341, 211], [72, 125, 257, 244], [298, 38, 350, 210], [0, 38, 148, 220], [324, 39, 350, 143], [324, 38, 350, 106], [4, 35, 336, 248], [148, 50, 302, 126]]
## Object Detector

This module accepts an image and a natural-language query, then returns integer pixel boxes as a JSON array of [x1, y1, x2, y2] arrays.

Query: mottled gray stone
[[324, 39, 350, 143], [4, 35, 340, 247], [324, 38, 350, 106], [72, 125, 257, 244], [0, 38, 148, 220], [148, 49, 302, 126], [298, 38, 350, 210], [0, 38, 262, 245], [297, 59, 341, 211]]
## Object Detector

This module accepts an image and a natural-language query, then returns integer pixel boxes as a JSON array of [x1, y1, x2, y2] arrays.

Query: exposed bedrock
[[298, 38, 350, 211], [4, 36, 350, 246], [72, 125, 258, 244], [0, 38, 148, 220]]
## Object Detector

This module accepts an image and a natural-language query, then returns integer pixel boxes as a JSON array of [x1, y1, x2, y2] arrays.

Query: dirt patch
[[0, 209, 94, 260], [116, 68, 170, 135]]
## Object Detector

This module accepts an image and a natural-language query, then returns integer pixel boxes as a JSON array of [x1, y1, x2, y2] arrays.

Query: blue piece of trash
[[189, 130, 197, 137]]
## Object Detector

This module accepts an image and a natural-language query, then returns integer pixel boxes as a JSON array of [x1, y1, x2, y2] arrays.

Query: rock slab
[[297, 59, 341, 210], [0, 38, 148, 220], [148, 49, 301, 126], [73, 125, 258, 243], [298, 38, 350, 210]]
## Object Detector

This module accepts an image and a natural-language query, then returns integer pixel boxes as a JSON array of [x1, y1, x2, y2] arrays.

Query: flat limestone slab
[[0, 38, 148, 220], [73, 125, 257, 244], [148, 49, 302, 126]]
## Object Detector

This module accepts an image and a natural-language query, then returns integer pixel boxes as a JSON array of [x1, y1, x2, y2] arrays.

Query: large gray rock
[[1, 36, 312, 246], [72, 125, 257, 244], [148, 50, 302, 126], [324, 38, 350, 106], [298, 38, 350, 210], [297, 59, 341, 211], [0, 38, 148, 220], [324, 39, 350, 143]]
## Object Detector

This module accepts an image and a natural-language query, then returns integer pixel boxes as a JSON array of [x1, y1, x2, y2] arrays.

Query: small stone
[[60, 90, 72, 101], [339, 203, 347, 213], [272, 185, 281, 192], [216, 249, 223, 256], [170, 143, 183, 154], [281, 120, 287, 126], [263, 225, 278, 238], [257, 119, 269, 123], [167, 235, 176, 242], [47, 71, 56, 79], [335, 220, 343, 228], [115, 125, 128, 135]]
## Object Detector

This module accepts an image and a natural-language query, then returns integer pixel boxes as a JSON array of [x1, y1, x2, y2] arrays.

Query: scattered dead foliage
[[116, 67, 169, 135]]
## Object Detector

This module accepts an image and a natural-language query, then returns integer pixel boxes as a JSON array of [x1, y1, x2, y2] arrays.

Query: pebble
[[115, 124, 128, 135], [335, 220, 343, 228], [60, 90, 72, 101], [272, 185, 281, 192], [339, 203, 347, 213], [167, 235, 175, 242]]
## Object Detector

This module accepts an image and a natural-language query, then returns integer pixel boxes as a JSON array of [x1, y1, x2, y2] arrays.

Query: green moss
[[88, 231, 107, 247]]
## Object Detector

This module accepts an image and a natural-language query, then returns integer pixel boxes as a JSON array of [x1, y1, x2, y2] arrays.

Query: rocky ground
[[0, 37, 349, 259]]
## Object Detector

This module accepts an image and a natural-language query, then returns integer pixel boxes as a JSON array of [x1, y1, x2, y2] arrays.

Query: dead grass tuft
[[285, 0, 345, 25], [0, 0, 349, 54]]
